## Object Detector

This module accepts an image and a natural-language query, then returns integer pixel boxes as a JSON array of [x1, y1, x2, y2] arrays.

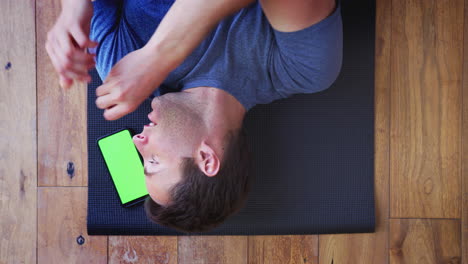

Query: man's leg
[[89, 0, 174, 81], [89, 0, 122, 45], [89, 0, 125, 80], [121, 0, 174, 44]]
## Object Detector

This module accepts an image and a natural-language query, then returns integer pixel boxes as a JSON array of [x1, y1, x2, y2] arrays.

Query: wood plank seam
[[317, 234, 319, 264], [35, 0, 39, 263], [388, 1, 393, 264], [246, 236, 249, 264], [462, 0, 467, 263], [263, 239, 265, 263], [460, 0, 466, 243], [389, 217, 461, 220]]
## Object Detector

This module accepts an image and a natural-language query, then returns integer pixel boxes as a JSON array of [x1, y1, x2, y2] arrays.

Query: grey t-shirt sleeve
[[267, 3, 343, 97]]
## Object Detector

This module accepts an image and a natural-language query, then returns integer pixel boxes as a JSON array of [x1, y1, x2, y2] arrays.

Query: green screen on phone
[[97, 129, 148, 205]]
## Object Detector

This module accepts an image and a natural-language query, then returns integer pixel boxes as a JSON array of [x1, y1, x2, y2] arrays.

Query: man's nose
[[133, 134, 148, 145]]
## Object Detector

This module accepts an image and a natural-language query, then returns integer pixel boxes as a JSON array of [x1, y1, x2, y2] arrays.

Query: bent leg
[[121, 0, 174, 44], [89, 0, 125, 80], [90, 0, 123, 45], [90, 0, 174, 81]]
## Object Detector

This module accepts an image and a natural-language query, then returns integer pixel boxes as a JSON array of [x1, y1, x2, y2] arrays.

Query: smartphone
[[97, 128, 149, 207]]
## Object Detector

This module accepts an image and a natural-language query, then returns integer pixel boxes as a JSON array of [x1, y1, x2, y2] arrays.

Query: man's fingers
[[96, 90, 132, 120], [46, 41, 63, 75], [95, 92, 117, 110], [69, 50, 96, 66], [64, 49, 95, 73], [103, 104, 130, 121], [56, 31, 74, 60], [96, 82, 112, 97], [46, 41, 76, 89], [55, 31, 94, 77], [70, 25, 98, 49], [59, 75, 73, 89], [53, 47, 91, 80], [62, 27, 96, 68]]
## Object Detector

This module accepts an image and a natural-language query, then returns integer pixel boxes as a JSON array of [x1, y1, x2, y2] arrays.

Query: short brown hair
[[144, 128, 252, 233]]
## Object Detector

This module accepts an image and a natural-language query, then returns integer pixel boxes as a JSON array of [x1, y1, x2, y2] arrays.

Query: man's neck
[[185, 87, 246, 159], [185, 86, 246, 128]]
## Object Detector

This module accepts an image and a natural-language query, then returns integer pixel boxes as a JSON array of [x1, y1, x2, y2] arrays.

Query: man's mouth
[[144, 122, 156, 128], [145, 113, 157, 128]]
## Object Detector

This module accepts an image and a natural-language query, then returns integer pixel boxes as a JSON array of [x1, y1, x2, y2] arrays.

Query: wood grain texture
[[24, 0, 467, 263], [320, 234, 382, 264], [109, 236, 177, 264], [178, 236, 247, 264], [319, 0, 391, 263], [462, 0, 468, 261], [38, 188, 107, 263], [248, 236, 318, 264], [37, 0, 88, 186], [0, 0, 37, 263], [389, 219, 461, 264], [390, 0, 464, 218]]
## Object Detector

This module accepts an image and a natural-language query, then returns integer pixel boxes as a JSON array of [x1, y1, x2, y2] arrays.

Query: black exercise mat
[[87, 0, 375, 235]]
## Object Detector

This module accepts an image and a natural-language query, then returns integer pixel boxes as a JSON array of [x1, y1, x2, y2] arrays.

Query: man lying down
[[46, 0, 342, 232]]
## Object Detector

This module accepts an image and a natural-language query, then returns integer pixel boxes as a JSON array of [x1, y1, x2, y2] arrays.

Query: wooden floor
[[0, 0, 466, 263]]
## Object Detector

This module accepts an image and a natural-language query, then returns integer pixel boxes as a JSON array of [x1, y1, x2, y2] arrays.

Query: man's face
[[133, 92, 206, 206]]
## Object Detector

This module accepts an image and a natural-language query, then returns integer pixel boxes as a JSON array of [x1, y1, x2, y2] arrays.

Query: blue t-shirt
[[90, 0, 343, 111]]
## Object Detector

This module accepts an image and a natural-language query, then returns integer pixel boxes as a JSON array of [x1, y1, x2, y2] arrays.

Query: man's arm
[[260, 0, 336, 32], [95, 0, 255, 120], [143, 0, 255, 73]]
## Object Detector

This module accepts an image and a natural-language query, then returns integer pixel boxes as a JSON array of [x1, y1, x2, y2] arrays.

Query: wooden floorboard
[[390, 0, 464, 219], [462, 0, 468, 262], [0, 0, 37, 263], [178, 236, 247, 264], [38, 187, 107, 263], [1, 0, 463, 263], [109, 236, 177, 264], [248, 236, 318, 264], [318, 0, 391, 263], [389, 219, 461, 263], [37, 0, 88, 187]]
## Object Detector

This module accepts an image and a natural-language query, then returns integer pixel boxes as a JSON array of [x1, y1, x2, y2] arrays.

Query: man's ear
[[196, 141, 220, 177]]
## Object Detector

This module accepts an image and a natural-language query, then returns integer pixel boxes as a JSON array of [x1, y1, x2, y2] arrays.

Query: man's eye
[[149, 160, 158, 164]]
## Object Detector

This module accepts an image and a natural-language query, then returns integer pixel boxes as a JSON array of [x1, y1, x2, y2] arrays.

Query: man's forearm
[[59, 0, 93, 20], [144, 0, 254, 75], [60, 0, 91, 9]]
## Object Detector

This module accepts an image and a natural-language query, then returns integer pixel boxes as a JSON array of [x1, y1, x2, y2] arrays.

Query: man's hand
[[96, 0, 254, 121], [95, 47, 169, 121], [45, 0, 97, 89]]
